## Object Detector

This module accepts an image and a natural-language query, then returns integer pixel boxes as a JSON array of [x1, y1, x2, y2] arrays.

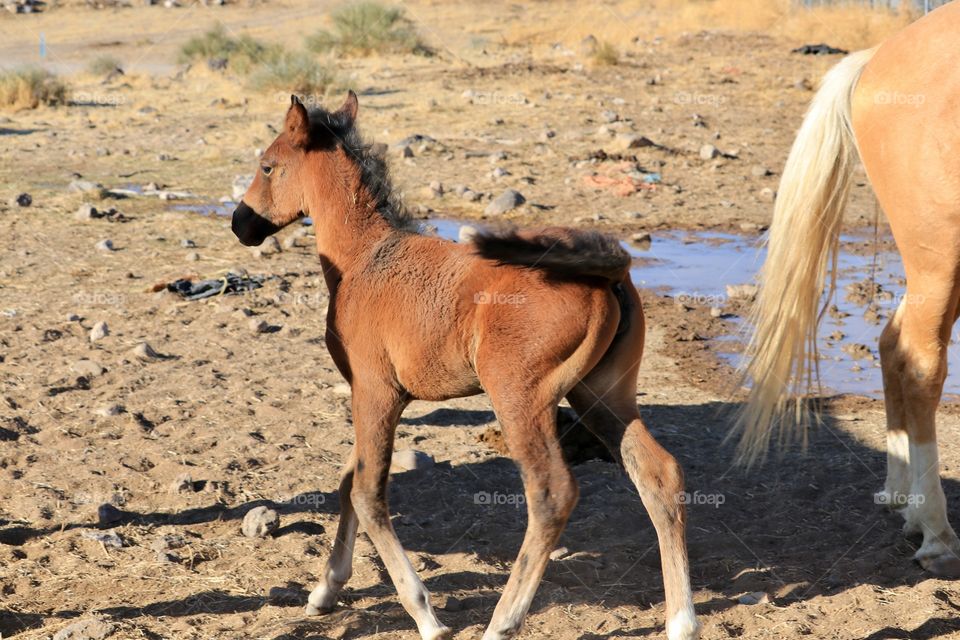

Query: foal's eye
[[261, 165, 273, 177]]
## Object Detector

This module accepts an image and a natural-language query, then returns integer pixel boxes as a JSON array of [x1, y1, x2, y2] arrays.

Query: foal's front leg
[[348, 382, 451, 640]]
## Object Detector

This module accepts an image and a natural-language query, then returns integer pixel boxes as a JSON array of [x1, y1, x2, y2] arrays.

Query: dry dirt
[[3, 2, 960, 640]]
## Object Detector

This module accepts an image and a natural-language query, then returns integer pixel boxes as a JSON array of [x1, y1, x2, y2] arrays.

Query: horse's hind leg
[[876, 302, 911, 510], [480, 393, 579, 640], [306, 449, 359, 615], [565, 296, 698, 640]]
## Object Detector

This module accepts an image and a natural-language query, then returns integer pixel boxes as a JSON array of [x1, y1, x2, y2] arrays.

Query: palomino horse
[[231, 93, 700, 640], [738, 2, 960, 575]]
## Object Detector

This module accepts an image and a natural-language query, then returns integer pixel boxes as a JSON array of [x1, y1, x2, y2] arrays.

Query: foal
[[231, 93, 699, 640]]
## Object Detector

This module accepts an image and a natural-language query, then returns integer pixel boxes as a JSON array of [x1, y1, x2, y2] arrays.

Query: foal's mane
[[307, 106, 413, 230]]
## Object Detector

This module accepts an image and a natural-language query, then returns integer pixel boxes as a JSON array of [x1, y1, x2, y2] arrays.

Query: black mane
[[307, 106, 413, 230]]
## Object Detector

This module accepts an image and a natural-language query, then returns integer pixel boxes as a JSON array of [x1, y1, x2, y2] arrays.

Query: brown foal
[[231, 93, 699, 640]]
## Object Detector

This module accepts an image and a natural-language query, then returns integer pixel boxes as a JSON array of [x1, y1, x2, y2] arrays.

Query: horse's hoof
[[424, 625, 453, 640], [305, 602, 335, 616], [917, 551, 960, 577]]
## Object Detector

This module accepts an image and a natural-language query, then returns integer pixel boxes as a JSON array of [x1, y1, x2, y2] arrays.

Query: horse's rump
[[472, 227, 630, 282]]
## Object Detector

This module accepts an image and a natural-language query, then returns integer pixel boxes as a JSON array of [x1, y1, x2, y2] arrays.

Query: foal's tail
[[473, 227, 630, 282], [733, 47, 877, 466]]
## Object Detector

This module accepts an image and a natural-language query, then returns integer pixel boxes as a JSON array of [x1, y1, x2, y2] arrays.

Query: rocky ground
[[3, 2, 960, 639]]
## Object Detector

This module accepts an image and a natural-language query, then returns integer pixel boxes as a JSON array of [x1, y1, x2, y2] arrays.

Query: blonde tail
[[734, 47, 877, 465]]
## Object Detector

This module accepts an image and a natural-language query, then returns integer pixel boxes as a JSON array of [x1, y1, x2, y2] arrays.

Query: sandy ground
[[3, 2, 960, 639]]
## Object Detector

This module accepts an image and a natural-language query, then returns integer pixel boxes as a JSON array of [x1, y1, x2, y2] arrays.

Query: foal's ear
[[334, 90, 359, 126], [285, 95, 310, 148]]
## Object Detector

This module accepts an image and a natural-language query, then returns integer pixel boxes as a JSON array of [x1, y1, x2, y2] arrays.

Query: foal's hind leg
[[306, 449, 359, 615], [567, 380, 699, 640], [480, 395, 579, 640]]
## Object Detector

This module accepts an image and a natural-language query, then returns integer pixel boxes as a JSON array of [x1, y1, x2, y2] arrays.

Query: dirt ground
[[3, 2, 960, 639]]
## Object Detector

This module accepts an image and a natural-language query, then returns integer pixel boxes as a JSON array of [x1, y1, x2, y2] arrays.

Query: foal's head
[[231, 91, 359, 246]]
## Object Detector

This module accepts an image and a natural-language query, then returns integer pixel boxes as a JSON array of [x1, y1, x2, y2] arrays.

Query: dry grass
[[506, 0, 916, 51], [247, 52, 342, 97], [305, 1, 432, 56], [591, 40, 620, 65], [178, 24, 284, 74], [87, 54, 123, 76], [0, 67, 68, 109]]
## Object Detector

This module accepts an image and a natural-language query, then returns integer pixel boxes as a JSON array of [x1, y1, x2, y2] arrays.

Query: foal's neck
[[306, 148, 394, 290]]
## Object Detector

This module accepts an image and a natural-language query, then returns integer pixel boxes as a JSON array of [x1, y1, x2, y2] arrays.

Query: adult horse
[[231, 93, 700, 639], [738, 2, 960, 575]]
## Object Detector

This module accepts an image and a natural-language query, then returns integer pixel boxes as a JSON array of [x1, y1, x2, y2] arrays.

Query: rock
[[15, 193, 31, 207], [390, 449, 435, 474], [580, 34, 598, 54], [257, 236, 282, 256], [725, 283, 758, 301], [185, 251, 200, 262], [72, 359, 105, 378], [169, 473, 195, 494], [89, 321, 109, 342], [232, 174, 253, 201], [710, 306, 723, 318], [459, 225, 478, 243], [461, 189, 482, 202], [400, 145, 414, 158], [180, 239, 196, 248], [282, 234, 301, 250], [82, 531, 124, 549], [53, 618, 115, 640], [539, 129, 556, 142], [630, 232, 652, 248], [549, 546, 570, 561], [68, 179, 104, 194], [490, 167, 511, 179], [66, 313, 82, 322], [241, 506, 279, 538], [842, 343, 874, 360], [95, 239, 115, 252], [485, 189, 525, 215], [739, 222, 766, 233], [751, 165, 773, 177], [75, 204, 97, 221], [331, 382, 351, 395], [759, 187, 776, 203], [613, 133, 656, 151], [737, 591, 769, 606], [600, 110, 618, 123], [249, 318, 271, 334], [699, 144, 720, 160], [131, 342, 164, 361], [94, 404, 123, 417], [97, 503, 124, 525], [428, 180, 444, 197]]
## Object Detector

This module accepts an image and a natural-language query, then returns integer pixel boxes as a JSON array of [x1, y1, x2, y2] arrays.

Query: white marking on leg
[[908, 442, 960, 560], [877, 429, 911, 508], [666, 601, 700, 640]]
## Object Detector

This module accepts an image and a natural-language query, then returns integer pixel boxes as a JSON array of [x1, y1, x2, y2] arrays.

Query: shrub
[[178, 24, 284, 73], [306, 2, 430, 56], [247, 52, 341, 97], [88, 55, 123, 76], [0, 67, 68, 109], [591, 41, 619, 66]]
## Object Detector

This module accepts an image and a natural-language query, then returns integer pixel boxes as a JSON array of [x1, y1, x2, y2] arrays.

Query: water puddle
[[425, 218, 957, 399]]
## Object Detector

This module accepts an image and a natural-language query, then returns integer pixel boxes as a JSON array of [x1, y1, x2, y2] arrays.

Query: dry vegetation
[[0, 67, 67, 109]]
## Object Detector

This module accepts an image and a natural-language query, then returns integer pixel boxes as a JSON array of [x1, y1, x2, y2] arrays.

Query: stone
[[710, 306, 723, 318], [390, 449, 435, 474], [759, 187, 776, 203], [726, 283, 759, 301], [485, 189, 525, 215], [53, 618, 115, 640], [458, 225, 478, 243], [75, 204, 97, 221], [169, 473, 195, 494], [630, 232, 652, 248], [97, 503, 124, 525], [613, 133, 656, 151], [737, 591, 769, 606], [95, 239, 115, 252], [130, 342, 163, 362], [259, 236, 282, 255], [72, 359, 105, 378], [549, 546, 570, 561], [401, 145, 414, 158], [751, 165, 773, 177], [94, 404, 123, 417], [699, 144, 720, 160], [186, 251, 200, 262], [82, 531, 124, 549], [68, 179, 104, 194], [600, 110, 618, 123], [180, 238, 196, 248], [89, 321, 109, 342], [249, 318, 270, 334], [15, 193, 31, 207], [241, 506, 279, 538]]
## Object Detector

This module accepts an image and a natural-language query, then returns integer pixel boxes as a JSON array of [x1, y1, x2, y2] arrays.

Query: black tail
[[472, 227, 630, 282]]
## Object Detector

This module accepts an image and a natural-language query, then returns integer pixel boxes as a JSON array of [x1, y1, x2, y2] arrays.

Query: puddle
[[170, 202, 235, 217], [426, 218, 958, 399]]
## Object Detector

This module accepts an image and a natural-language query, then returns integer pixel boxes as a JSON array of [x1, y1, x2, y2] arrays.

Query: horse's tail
[[473, 227, 630, 282], [733, 47, 877, 466]]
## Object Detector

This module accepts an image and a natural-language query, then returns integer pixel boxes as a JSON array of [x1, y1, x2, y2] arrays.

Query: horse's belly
[[397, 361, 482, 401]]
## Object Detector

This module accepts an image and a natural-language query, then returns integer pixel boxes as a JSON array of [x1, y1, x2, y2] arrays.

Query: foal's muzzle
[[232, 201, 281, 246]]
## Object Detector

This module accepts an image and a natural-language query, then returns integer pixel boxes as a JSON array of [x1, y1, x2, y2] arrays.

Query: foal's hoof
[[423, 625, 453, 640], [917, 551, 960, 578], [305, 602, 335, 616]]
